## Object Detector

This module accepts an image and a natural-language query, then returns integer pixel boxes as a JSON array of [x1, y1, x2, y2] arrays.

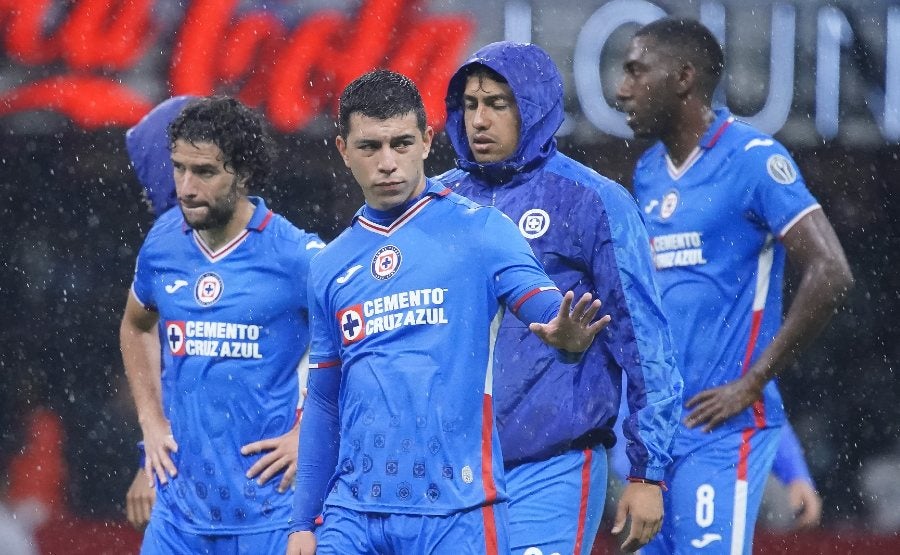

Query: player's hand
[[125, 467, 156, 530], [787, 480, 822, 529], [286, 530, 316, 555], [141, 415, 179, 486], [684, 375, 763, 432], [241, 419, 300, 493], [612, 481, 663, 552], [529, 291, 611, 353]]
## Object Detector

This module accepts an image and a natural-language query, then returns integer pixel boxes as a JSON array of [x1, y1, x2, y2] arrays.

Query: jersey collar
[[699, 107, 735, 149], [353, 179, 451, 237], [180, 196, 273, 234]]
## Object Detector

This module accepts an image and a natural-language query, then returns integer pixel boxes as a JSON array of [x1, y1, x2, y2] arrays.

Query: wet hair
[[635, 18, 725, 98], [338, 69, 427, 138], [463, 63, 509, 88], [168, 96, 275, 188]]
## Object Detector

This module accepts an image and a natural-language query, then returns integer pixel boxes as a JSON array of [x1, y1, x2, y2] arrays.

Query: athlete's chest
[[637, 155, 762, 271], [148, 236, 296, 323]]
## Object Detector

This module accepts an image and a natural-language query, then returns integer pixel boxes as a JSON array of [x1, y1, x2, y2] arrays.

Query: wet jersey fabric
[[633, 107, 819, 438], [634, 107, 818, 554], [131, 197, 323, 535], [438, 41, 682, 480], [291, 180, 563, 535]]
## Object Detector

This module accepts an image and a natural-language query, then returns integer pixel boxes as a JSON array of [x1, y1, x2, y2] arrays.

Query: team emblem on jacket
[[518, 209, 550, 239], [194, 272, 224, 306], [660, 190, 679, 219], [766, 154, 797, 184], [371, 245, 402, 280]]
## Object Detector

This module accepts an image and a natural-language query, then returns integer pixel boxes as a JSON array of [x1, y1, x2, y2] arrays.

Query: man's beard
[[183, 179, 240, 230]]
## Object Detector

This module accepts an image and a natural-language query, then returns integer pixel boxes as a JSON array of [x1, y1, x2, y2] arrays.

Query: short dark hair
[[636, 18, 725, 98], [168, 96, 275, 187], [338, 70, 427, 138], [463, 63, 509, 87]]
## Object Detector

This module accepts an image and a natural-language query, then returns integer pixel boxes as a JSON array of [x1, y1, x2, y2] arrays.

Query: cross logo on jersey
[[195, 272, 224, 306], [371, 245, 402, 280], [518, 208, 550, 239], [165, 321, 186, 356], [660, 190, 679, 219], [337, 305, 366, 345]]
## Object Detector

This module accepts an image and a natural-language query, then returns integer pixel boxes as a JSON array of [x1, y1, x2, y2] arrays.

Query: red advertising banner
[[0, 0, 474, 131]]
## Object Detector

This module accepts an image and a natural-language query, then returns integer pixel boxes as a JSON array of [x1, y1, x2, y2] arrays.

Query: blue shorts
[[140, 516, 287, 554], [315, 503, 509, 554], [643, 426, 782, 555], [505, 446, 607, 555]]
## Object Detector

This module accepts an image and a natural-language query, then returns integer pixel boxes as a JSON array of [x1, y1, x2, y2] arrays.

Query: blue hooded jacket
[[436, 42, 682, 479], [125, 95, 195, 215]]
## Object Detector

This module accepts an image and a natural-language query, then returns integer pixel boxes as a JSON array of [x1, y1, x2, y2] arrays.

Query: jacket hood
[[125, 95, 196, 215], [445, 41, 564, 185]]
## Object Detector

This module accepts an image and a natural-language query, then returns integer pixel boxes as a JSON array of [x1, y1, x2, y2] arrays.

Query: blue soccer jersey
[[292, 181, 563, 529], [131, 197, 324, 535], [633, 108, 819, 437]]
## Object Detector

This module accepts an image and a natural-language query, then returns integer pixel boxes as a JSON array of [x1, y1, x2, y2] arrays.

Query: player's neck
[[663, 104, 716, 167], [196, 197, 255, 251]]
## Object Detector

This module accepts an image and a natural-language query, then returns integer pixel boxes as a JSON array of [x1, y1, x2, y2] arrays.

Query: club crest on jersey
[[660, 190, 679, 219], [766, 154, 797, 184], [165, 321, 187, 356], [195, 272, 224, 306], [518, 208, 550, 239], [371, 245, 401, 280], [337, 305, 366, 345]]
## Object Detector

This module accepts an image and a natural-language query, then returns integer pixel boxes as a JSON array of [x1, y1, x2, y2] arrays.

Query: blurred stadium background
[[1, 0, 898, 553]]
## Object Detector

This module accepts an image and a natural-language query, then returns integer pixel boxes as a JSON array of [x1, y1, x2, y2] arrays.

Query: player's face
[[463, 75, 521, 163], [616, 35, 679, 139], [336, 112, 434, 211], [171, 139, 246, 230]]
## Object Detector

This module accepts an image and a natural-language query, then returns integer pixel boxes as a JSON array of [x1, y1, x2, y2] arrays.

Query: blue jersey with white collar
[[131, 197, 324, 534], [291, 180, 562, 529], [633, 108, 820, 437]]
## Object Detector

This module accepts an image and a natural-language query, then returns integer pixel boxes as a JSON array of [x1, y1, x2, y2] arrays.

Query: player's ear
[[421, 126, 434, 160], [335, 134, 351, 168], [675, 61, 697, 97]]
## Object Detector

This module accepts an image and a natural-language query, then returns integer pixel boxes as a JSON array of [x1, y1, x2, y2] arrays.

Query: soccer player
[[287, 69, 610, 555], [616, 18, 853, 553], [122, 95, 316, 532], [435, 41, 683, 554], [120, 96, 324, 553]]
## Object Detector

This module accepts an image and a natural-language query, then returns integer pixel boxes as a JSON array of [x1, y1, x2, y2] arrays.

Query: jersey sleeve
[[291, 233, 327, 313], [771, 422, 814, 486], [587, 184, 683, 481], [305, 262, 340, 367], [477, 207, 560, 321], [130, 247, 156, 310], [744, 141, 820, 238], [290, 268, 342, 532]]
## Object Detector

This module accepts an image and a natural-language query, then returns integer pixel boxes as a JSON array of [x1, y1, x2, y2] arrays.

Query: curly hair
[[338, 69, 427, 138], [168, 96, 275, 188]]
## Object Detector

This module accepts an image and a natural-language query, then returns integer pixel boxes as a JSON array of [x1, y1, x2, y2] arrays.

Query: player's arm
[[481, 208, 610, 353], [288, 273, 341, 553], [120, 290, 179, 485], [685, 208, 853, 431], [772, 422, 822, 529], [585, 184, 682, 551], [125, 466, 155, 529]]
